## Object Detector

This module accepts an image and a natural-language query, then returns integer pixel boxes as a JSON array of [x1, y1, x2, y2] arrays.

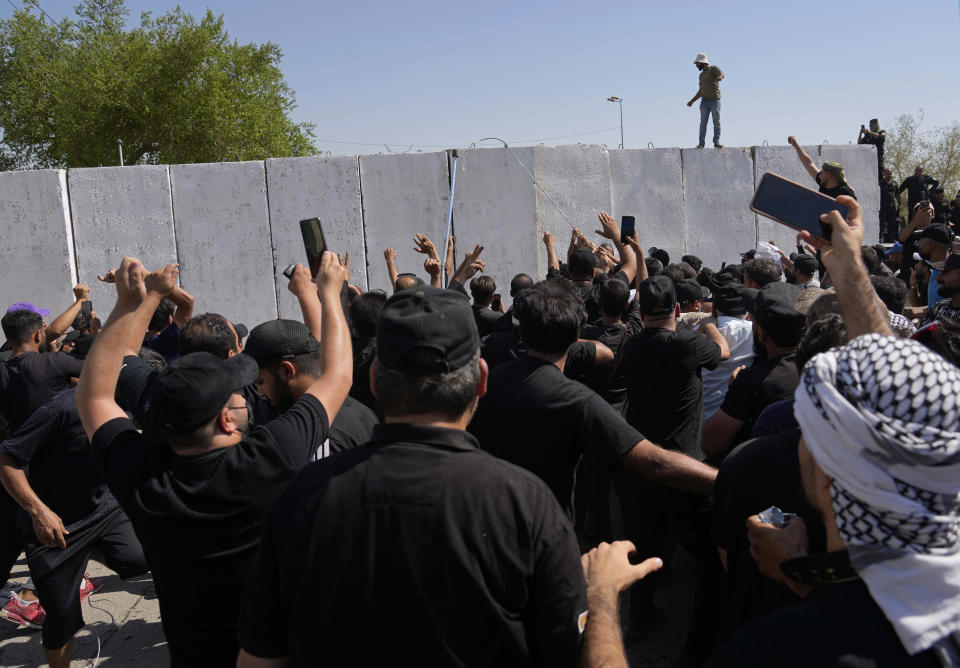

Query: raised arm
[[302, 252, 353, 423], [596, 212, 637, 283], [544, 231, 560, 273], [625, 232, 647, 286], [46, 284, 89, 341], [444, 235, 455, 284], [788, 136, 820, 182], [77, 259, 178, 440], [450, 244, 486, 288], [802, 196, 892, 339], [169, 285, 195, 328], [287, 263, 323, 342], [384, 248, 399, 292]]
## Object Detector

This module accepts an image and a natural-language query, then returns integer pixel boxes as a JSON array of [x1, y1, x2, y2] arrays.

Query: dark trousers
[[1, 488, 24, 589], [27, 506, 147, 649]]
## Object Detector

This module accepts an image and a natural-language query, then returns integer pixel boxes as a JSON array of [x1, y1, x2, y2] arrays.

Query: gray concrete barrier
[[0, 144, 880, 339], [0, 169, 76, 319]]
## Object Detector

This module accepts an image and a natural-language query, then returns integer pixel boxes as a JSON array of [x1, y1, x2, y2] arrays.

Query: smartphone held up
[[283, 217, 328, 280], [750, 173, 849, 242]]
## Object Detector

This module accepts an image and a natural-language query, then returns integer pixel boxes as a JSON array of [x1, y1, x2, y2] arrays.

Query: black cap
[[149, 352, 259, 434], [676, 278, 709, 304], [790, 253, 818, 276], [944, 254, 960, 272], [234, 323, 249, 341], [919, 223, 953, 245], [711, 275, 746, 315], [568, 248, 598, 277], [743, 283, 806, 346], [637, 275, 677, 315], [244, 320, 320, 362], [377, 286, 479, 375]]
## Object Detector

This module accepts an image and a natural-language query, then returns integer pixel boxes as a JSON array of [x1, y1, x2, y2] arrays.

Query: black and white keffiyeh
[[795, 334, 960, 658]]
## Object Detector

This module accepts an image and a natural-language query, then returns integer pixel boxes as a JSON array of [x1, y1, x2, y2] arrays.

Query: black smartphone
[[299, 217, 327, 278], [750, 172, 849, 242], [491, 294, 502, 312], [80, 300, 92, 329], [620, 215, 636, 244]]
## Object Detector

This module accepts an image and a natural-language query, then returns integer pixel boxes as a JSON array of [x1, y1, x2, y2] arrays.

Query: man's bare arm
[[802, 196, 892, 339], [168, 285, 195, 328], [383, 248, 399, 292], [0, 454, 69, 548], [544, 231, 560, 272], [701, 409, 744, 458], [700, 322, 730, 361], [596, 212, 637, 283], [787, 136, 820, 182], [687, 90, 702, 107], [46, 284, 90, 341], [287, 263, 322, 342], [621, 439, 716, 495]]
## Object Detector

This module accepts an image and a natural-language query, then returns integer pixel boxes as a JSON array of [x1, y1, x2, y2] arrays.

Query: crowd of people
[[1, 187, 959, 667]]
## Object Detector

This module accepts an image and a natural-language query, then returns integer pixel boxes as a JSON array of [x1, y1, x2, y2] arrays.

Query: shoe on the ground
[[714, 143, 724, 148], [696, 144, 705, 149], [0, 595, 46, 629], [79, 575, 104, 601]]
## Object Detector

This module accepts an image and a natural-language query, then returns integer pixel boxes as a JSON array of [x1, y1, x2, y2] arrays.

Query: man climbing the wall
[[687, 53, 724, 149]]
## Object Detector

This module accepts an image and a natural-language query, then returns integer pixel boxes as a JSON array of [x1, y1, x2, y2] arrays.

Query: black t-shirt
[[817, 176, 858, 201], [327, 395, 378, 454], [622, 327, 721, 458], [708, 574, 938, 667], [580, 301, 644, 411], [239, 423, 586, 666], [710, 428, 825, 640], [880, 180, 899, 212], [481, 327, 599, 379], [90, 394, 329, 662], [859, 131, 885, 166], [471, 354, 642, 516], [546, 268, 631, 325], [720, 353, 799, 446], [900, 174, 938, 206], [0, 388, 117, 537], [472, 304, 502, 338], [0, 351, 84, 432]]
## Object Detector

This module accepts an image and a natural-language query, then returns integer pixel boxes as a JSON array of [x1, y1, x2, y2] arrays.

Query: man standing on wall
[[687, 53, 724, 149]]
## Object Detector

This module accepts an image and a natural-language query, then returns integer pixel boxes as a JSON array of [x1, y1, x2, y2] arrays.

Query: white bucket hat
[[694, 53, 709, 65]]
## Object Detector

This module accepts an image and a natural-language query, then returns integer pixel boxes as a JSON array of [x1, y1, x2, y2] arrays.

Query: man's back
[[471, 354, 640, 515], [622, 327, 721, 458], [0, 351, 84, 432], [239, 423, 586, 667]]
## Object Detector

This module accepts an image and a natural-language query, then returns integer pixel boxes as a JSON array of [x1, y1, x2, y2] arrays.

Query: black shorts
[[26, 506, 148, 649]]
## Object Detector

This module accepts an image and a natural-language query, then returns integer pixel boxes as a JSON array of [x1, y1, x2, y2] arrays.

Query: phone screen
[[620, 216, 636, 244], [299, 218, 327, 278], [750, 173, 848, 242], [80, 300, 92, 328]]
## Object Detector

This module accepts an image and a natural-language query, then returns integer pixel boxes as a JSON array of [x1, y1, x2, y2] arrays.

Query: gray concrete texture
[[266, 156, 366, 319], [453, 147, 537, 305], [68, 166, 178, 315], [682, 147, 758, 269], [170, 161, 278, 329], [359, 151, 450, 292], [0, 144, 879, 333], [0, 170, 77, 319]]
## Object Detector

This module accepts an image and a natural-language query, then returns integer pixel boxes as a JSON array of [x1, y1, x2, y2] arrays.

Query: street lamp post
[[607, 96, 623, 149]]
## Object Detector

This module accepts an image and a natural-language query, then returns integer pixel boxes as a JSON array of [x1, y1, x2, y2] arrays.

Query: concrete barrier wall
[[359, 152, 449, 292], [170, 161, 278, 329], [266, 156, 366, 319], [68, 166, 178, 314], [0, 144, 880, 338], [0, 170, 76, 318]]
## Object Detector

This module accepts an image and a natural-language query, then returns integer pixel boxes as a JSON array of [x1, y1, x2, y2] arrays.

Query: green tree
[[0, 0, 315, 169], [885, 111, 960, 211]]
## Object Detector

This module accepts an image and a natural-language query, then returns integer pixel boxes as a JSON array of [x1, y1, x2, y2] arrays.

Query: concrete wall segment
[[452, 147, 537, 304], [170, 161, 278, 330], [0, 169, 77, 325], [533, 144, 612, 278], [358, 151, 449, 292], [67, 165, 178, 314], [681, 147, 757, 270], [265, 156, 366, 319], [820, 143, 880, 243], [609, 149, 686, 266]]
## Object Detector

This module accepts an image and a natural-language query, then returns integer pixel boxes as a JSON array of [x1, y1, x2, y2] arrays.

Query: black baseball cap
[[919, 223, 953, 245], [743, 283, 806, 346], [243, 319, 321, 362], [676, 278, 709, 304], [377, 286, 480, 375], [711, 275, 746, 315], [790, 253, 818, 276], [148, 352, 259, 434], [568, 248, 598, 277], [637, 275, 677, 315]]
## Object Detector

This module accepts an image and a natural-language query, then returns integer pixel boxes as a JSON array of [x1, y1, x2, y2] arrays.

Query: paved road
[[1, 544, 695, 667]]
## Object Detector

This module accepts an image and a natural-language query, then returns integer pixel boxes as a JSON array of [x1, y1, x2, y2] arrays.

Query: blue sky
[[9, 0, 960, 155]]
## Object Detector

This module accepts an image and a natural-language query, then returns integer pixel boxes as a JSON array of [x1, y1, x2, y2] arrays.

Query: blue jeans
[[699, 99, 721, 146]]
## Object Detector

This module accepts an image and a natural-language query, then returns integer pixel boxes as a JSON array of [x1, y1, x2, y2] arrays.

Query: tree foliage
[[0, 0, 316, 169], [885, 111, 960, 200]]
